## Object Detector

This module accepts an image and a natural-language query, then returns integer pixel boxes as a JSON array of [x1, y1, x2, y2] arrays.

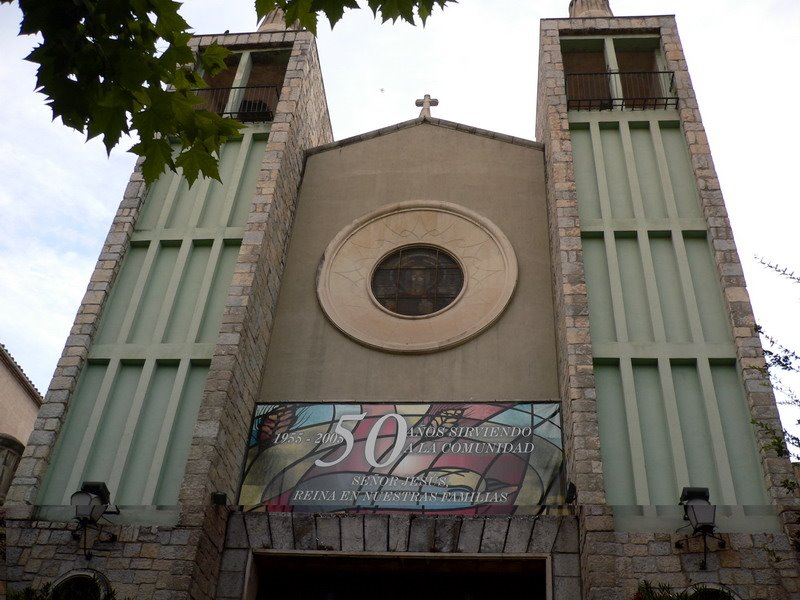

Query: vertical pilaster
[[537, 16, 611, 600], [180, 30, 333, 600]]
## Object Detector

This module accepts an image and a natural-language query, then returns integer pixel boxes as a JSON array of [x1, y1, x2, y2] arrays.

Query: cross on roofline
[[415, 94, 439, 119]]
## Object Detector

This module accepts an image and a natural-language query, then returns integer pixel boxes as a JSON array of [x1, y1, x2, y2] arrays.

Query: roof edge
[[306, 116, 543, 157], [0, 343, 42, 407]]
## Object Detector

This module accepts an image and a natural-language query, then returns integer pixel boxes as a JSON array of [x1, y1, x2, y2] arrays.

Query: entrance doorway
[[253, 552, 548, 600]]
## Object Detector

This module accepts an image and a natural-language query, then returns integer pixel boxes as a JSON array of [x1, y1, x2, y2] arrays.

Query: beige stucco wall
[[259, 123, 558, 402], [0, 362, 39, 445]]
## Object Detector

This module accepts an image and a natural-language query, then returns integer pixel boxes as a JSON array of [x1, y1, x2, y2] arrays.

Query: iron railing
[[565, 70, 678, 111], [192, 85, 280, 122]]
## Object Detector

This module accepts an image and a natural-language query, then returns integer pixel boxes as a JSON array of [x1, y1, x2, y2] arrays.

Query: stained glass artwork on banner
[[239, 402, 565, 514]]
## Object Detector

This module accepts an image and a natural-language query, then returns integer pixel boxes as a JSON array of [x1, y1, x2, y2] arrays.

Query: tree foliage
[[756, 257, 800, 461], [633, 582, 734, 600], [3, 0, 454, 185], [7, 578, 126, 600]]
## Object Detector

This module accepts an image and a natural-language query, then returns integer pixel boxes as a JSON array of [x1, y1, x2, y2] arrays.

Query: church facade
[[4, 2, 799, 599]]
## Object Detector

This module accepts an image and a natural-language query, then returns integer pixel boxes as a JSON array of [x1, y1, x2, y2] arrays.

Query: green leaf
[[201, 43, 231, 77], [16, 0, 454, 186], [175, 143, 221, 185], [132, 137, 176, 183], [88, 89, 132, 153], [311, 0, 359, 28], [284, 0, 317, 33], [152, 0, 189, 39], [255, 0, 280, 21]]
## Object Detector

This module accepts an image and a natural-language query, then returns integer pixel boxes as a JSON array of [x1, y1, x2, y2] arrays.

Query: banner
[[239, 402, 564, 514]]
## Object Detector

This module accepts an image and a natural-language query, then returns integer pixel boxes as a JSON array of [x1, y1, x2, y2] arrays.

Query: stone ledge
[[222, 512, 580, 555]]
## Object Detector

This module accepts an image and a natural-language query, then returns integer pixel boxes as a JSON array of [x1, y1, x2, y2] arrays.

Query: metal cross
[[415, 94, 439, 119]]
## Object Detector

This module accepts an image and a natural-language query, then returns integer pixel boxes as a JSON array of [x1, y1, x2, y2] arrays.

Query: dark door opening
[[253, 552, 548, 600]]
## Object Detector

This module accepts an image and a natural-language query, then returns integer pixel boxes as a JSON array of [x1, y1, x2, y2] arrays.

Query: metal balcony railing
[[565, 71, 678, 111], [192, 85, 280, 122]]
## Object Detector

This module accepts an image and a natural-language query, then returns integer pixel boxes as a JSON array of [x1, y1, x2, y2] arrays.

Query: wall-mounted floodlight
[[70, 482, 119, 559], [674, 487, 726, 570]]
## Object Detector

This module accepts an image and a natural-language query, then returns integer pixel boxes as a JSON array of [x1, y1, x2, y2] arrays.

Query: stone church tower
[[4, 3, 799, 599]]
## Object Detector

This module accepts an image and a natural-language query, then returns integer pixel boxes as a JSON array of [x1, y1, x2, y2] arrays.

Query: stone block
[[268, 513, 294, 550], [528, 517, 561, 553], [244, 513, 272, 549], [504, 517, 535, 553], [480, 518, 509, 553], [340, 515, 364, 552], [408, 517, 435, 552], [388, 515, 410, 552], [553, 553, 581, 577], [314, 515, 340, 551], [292, 513, 316, 550], [434, 517, 461, 553], [220, 548, 249, 573], [553, 576, 583, 600], [554, 517, 579, 553], [364, 515, 388, 552], [457, 518, 485, 553], [648, 541, 672, 556], [216, 571, 244, 599], [225, 512, 249, 549]]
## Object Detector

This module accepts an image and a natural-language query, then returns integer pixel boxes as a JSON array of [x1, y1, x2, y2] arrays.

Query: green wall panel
[[229, 136, 269, 227], [616, 234, 654, 342], [600, 125, 635, 219], [571, 126, 602, 221], [582, 236, 616, 343], [38, 362, 108, 504], [96, 245, 148, 345], [671, 362, 723, 500], [632, 362, 677, 504], [128, 244, 180, 344], [82, 362, 143, 485], [684, 235, 731, 343], [163, 242, 213, 344], [115, 362, 179, 505], [136, 178, 172, 232], [166, 178, 203, 230], [154, 362, 209, 505], [711, 363, 770, 506], [570, 104, 773, 530], [630, 125, 667, 219], [197, 241, 241, 343], [595, 362, 636, 505], [660, 123, 701, 219], [38, 131, 269, 515], [649, 234, 691, 343], [197, 140, 244, 229]]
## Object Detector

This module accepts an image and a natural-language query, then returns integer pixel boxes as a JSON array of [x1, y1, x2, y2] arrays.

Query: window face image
[[370, 246, 464, 316]]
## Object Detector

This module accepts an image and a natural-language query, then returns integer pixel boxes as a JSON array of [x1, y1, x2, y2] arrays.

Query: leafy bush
[[8, 577, 123, 600], [633, 581, 735, 600]]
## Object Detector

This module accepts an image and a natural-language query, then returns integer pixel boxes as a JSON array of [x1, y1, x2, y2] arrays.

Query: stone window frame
[[316, 200, 518, 353]]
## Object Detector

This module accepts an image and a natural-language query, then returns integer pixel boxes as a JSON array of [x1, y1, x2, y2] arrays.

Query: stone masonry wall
[[180, 29, 333, 600], [4, 28, 332, 599], [536, 14, 612, 600], [536, 14, 800, 600], [216, 513, 581, 600]]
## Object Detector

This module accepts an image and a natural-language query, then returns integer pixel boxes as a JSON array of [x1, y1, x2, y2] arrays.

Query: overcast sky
[[0, 0, 798, 436]]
